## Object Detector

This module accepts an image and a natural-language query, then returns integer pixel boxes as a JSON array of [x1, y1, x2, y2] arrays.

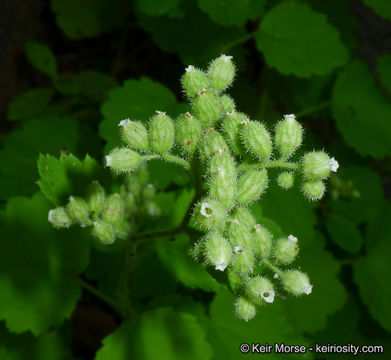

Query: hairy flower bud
[[87, 181, 106, 217], [124, 192, 136, 211], [221, 111, 248, 155], [204, 233, 232, 271], [48, 207, 73, 228], [102, 193, 125, 224], [230, 207, 256, 230], [252, 224, 272, 259], [236, 169, 268, 205], [175, 112, 202, 154], [208, 151, 236, 178], [144, 200, 162, 217], [207, 55, 235, 92], [192, 198, 227, 231], [198, 128, 229, 160], [181, 66, 210, 98], [119, 119, 149, 151], [274, 114, 303, 157], [274, 235, 299, 264], [67, 196, 90, 225], [277, 172, 295, 189], [302, 151, 339, 180], [240, 120, 272, 160], [282, 270, 312, 296], [149, 111, 175, 153], [302, 180, 326, 201], [192, 89, 222, 127], [209, 171, 236, 208], [230, 248, 255, 275], [105, 148, 142, 173], [226, 219, 252, 250], [246, 276, 275, 305], [220, 95, 235, 113], [235, 296, 256, 322], [92, 220, 115, 245], [142, 184, 156, 199]]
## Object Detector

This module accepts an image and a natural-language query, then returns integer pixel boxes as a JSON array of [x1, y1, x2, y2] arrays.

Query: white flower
[[221, 54, 233, 61], [304, 284, 313, 295], [261, 290, 275, 303], [118, 119, 129, 127], [234, 246, 244, 254], [200, 202, 214, 218], [185, 65, 195, 72], [215, 262, 227, 271], [329, 157, 339, 172], [284, 114, 296, 121], [288, 235, 298, 243]]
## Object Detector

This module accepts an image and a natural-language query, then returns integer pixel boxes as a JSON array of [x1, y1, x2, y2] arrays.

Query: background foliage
[[1, 0, 391, 358]]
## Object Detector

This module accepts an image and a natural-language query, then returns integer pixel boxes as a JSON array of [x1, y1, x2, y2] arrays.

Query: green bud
[[204, 233, 232, 271], [92, 221, 115, 245], [192, 89, 222, 127], [87, 181, 106, 217], [124, 192, 136, 211], [221, 111, 247, 155], [245, 276, 275, 305], [192, 198, 227, 232], [144, 200, 162, 217], [274, 114, 303, 157], [209, 171, 236, 209], [207, 55, 235, 92], [302, 180, 326, 201], [227, 270, 242, 293], [240, 120, 272, 160], [137, 164, 149, 185], [142, 184, 156, 199], [302, 151, 339, 180], [149, 111, 175, 153], [67, 196, 90, 225], [230, 248, 255, 275], [226, 219, 252, 250], [191, 239, 205, 262], [235, 296, 256, 322], [175, 112, 202, 154], [105, 148, 142, 173], [102, 193, 125, 224], [230, 207, 256, 230], [220, 94, 235, 113], [273, 235, 299, 264], [236, 169, 268, 205], [181, 66, 210, 98], [208, 151, 236, 178], [113, 219, 132, 240], [119, 119, 149, 151], [252, 224, 272, 259], [126, 175, 141, 197], [198, 128, 229, 160], [282, 270, 312, 296], [277, 172, 294, 189], [48, 207, 73, 228]]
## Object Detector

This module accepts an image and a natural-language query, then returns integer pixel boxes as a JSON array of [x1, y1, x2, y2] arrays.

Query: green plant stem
[[263, 259, 284, 278], [237, 159, 299, 173], [79, 278, 119, 311], [295, 100, 331, 119], [161, 153, 191, 170], [221, 31, 258, 53]]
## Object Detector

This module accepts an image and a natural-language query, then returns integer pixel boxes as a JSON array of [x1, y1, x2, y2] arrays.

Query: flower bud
[[302, 151, 339, 180], [274, 114, 303, 157], [87, 181, 106, 217], [252, 224, 272, 259], [67, 196, 90, 225], [198, 128, 229, 160], [149, 111, 175, 153], [208, 151, 236, 178], [245, 276, 275, 305], [230, 248, 255, 275], [273, 235, 299, 264], [236, 169, 268, 205], [92, 221, 115, 245], [114, 219, 132, 239], [240, 120, 272, 160], [230, 207, 256, 230], [124, 192, 136, 211], [302, 180, 325, 201], [175, 112, 202, 154], [126, 175, 141, 197], [191, 239, 204, 262], [235, 296, 256, 322], [181, 66, 210, 98], [220, 95, 235, 113], [204, 233, 232, 271], [209, 171, 236, 208], [137, 164, 149, 185], [192, 89, 222, 127], [118, 119, 149, 151], [221, 111, 247, 155], [142, 184, 156, 199], [227, 270, 242, 293], [105, 148, 142, 173], [207, 55, 235, 92], [192, 198, 227, 231], [282, 270, 312, 296], [102, 193, 125, 224], [144, 200, 162, 217], [226, 219, 252, 250], [48, 207, 73, 228], [277, 172, 294, 189]]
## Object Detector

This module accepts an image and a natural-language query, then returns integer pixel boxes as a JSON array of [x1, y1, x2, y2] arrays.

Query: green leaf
[[25, 42, 57, 78], [377, 53, 391, 95], [255, 1, 348, 77], [0, 193, 89, 335], [332, 59, 391, 158], [197, 0, 266, 26], [157, 234, 221, 292], [363, 0, 391, 21], [137, 0, 182, 16], [7, 88, 55, 121], [0, 116, 79, 201], [51, 0, 125, 39], [95, 308, 213, 360], [37, 153, 101, 206], [147, 160, 190, 190], [100, 77, 178, 152]]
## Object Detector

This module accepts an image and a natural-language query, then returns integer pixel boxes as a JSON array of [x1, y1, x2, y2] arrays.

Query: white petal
[[118, 119, 129, 127], [185, 65, 195, 72], [261, 290, 275, 303], [234, 246, 243, 254], [304, 284, 313, 295], [284, 114, 296, 121], [288, 235, 298, 243], [215, 262, 227, 271], [329, 157, 339, 172], [48, 210, 54, 222], [200, 202, 214, 218], [273, 273, 279, 279], [105, 156, 112, 166], [221, 54, 233, 61]]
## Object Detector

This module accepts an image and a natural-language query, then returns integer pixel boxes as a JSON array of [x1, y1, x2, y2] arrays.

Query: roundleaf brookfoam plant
[[47, 55, 339, 320]]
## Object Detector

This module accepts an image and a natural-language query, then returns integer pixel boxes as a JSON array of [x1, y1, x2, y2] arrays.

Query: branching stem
[[237, 159, 299, 173], [263, 259, 284, 278]]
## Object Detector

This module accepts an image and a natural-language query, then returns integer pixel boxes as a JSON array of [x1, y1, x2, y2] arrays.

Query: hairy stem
[[79, 278, 119, 312], [161, 153, 191, 170], [237, 159, 299, 173], [263, 259, 284, 278], [296, 100, 331, 119], [220, 31, 257, 53]]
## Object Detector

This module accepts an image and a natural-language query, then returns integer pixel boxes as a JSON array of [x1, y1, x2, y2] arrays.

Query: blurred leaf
[[365, 203, 391, 250], [7, 88, 55, 121], [362, 0, 391, 21], [37, 153, 101, 206], [95, 308, 213, 360], [147, 160, 189, 190], [0, 116, 79, 201], [197, 0, 266, 26], [332, 59, 391, 158], [157, 234, 221, 292], [377, 53, 391, 95], [137, 0, 181, 16], [255, 1, 348, 77], [0, 193, 89, 335], [25, 42, 57, 78]]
